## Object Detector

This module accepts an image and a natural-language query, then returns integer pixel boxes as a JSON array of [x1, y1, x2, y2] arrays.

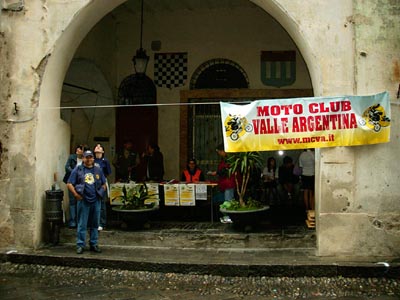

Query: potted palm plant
[[219, 151, 269, 228], [111, 183, 159, 228]]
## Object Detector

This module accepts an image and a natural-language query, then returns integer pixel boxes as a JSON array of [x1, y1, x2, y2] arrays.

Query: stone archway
[[35, 0, 126, 247], [33, 0, 319, 249]]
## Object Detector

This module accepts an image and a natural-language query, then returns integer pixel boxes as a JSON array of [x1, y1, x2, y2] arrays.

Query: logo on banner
[[358, 104, 390, 132], [261, 51, 296, 87], [154, 52, 188, 89], [224, 114, 253, 141]]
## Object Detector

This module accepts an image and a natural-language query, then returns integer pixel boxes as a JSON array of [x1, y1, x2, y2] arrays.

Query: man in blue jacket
[[67, 150, 106, 254]]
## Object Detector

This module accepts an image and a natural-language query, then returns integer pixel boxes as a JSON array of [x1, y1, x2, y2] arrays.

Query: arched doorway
[[37, 0, 320, 246], [116, 73, 158, 181]]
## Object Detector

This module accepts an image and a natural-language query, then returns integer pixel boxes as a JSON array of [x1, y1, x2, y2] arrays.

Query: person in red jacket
[[210, 144, 236, 223], [181, 158, 205, 182]]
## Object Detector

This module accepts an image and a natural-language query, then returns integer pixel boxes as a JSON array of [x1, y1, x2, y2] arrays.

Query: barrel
[[45, 189, 64, 222]]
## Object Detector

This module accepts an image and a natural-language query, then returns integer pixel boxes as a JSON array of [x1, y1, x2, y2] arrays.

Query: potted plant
[[111, 183, 159, 228], [219, 151, 269, 228]]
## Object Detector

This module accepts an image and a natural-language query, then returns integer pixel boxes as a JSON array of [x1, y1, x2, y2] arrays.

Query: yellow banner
[[220, 92, 390, 152]]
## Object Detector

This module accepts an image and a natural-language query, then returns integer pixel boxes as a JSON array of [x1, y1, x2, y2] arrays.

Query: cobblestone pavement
[[1, 262, 399, 300]]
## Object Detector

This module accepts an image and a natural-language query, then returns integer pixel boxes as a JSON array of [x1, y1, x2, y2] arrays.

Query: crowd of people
[[63, 140, 315, 254], [261, 149, 315, 211], [64, 140, 164, 254], [178, 144, 315, 224]]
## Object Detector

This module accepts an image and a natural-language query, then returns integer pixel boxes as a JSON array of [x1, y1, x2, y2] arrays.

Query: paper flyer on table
[[195, 184, 207, 200], [163, 184, 180, 206], [179, 184, 195, 206], [145, 182, 160, 206]]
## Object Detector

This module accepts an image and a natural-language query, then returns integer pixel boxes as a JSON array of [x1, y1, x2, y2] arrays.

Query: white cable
[[40, 101, 246, 110], [0, 101, 230, 121]]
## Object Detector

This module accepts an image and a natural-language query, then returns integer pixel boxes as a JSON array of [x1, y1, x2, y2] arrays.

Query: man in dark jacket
[[142, 143, 164, 182], [67, 150, 106, 254], [112, 140, 140, 182]]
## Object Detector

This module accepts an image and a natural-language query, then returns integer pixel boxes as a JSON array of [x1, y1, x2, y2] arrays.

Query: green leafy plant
[[113, 183, 155, 210], [226, 151, 264, 208], [220, 197, 263, 211]]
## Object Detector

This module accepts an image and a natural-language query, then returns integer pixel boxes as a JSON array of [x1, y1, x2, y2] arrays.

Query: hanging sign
[[220, 92, 391, 152]]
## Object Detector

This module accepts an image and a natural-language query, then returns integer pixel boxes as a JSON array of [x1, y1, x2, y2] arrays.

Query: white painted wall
[[61, 59, 116, 162]]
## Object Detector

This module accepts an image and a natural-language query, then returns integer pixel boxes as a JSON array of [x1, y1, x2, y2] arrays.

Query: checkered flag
[[154, 52, 188, 89]]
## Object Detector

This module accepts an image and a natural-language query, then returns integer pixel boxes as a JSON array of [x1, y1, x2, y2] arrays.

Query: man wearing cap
[[67, 150, 107, 254]]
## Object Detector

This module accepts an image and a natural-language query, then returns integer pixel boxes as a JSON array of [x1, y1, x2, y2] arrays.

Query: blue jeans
[[76, 199, 101, 248], [68, 190, 77, 227], [224, 189, 234, 201], [213, 188, 235, 204]]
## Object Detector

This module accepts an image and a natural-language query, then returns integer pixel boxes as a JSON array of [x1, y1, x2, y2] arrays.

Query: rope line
[[40, 101, 250, 110]]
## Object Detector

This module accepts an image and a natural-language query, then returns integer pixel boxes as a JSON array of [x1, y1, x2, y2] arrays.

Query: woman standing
[[93, 143, 112, 230], [64, 144, 85, 228], [299, 149, 315, 211], [262, 157, 278, 205]]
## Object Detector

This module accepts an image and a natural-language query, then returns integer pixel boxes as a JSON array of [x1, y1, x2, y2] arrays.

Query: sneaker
[[90, 245, 102, 253], [220, 216, 233, 224], [76, 246, 84, 254], [98, 226, 103, 231]]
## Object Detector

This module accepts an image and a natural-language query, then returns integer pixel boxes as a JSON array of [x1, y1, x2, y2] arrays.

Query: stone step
[[5, 245, 399, 278], [7, 224, 399, 278], [60, 222, 316, 250]]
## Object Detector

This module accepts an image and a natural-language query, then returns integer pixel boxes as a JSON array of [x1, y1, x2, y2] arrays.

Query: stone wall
[[316, 0, 400, 256], [0, 0, 398, 257]]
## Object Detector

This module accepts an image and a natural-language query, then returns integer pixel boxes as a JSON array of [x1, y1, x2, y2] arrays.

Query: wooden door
[[116, 106, 158, 180]]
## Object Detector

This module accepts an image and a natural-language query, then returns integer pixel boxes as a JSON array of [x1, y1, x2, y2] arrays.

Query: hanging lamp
[[118, 0, 156, 105], [132, 0, 149, 75]]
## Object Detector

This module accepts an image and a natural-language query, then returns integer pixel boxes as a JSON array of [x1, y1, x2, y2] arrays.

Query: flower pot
[[112, 206, 159, 229], [219, 205, 269, 231]]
